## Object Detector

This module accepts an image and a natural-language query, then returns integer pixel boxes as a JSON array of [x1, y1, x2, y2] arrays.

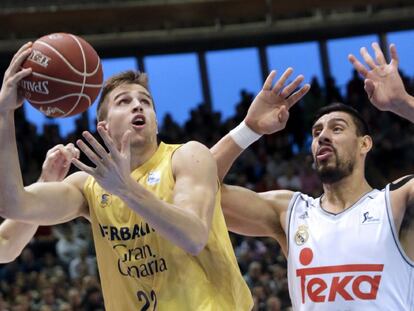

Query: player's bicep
[[16, 173, 88, 225], [221, 185, 291, 238], [172, 142, 218, 227]]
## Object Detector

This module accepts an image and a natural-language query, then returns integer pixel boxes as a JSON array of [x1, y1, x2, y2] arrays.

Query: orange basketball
[[20, 33, 103, 118]]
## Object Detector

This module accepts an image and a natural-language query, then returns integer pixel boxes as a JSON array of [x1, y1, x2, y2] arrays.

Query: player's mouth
[[316, 146, 334, 161], [131, 114, 146, 130]]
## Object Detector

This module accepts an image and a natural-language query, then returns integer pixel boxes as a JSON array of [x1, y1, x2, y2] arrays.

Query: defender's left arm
[[349, 42, 414, 122], [350, 44, 414, 230]]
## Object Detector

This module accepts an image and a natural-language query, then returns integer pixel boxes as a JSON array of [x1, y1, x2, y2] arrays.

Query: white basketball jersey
[[287, 186, 414, 311]]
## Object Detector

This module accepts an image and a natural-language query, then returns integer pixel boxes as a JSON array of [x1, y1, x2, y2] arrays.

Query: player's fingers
[[287, 84, 311, 108], [372, 42, 386, 65], [263, 70, 276, 91], [97, 124, 118, 156], [9, 68, 32, 85], [389, 44, 399, 66], [76, 138, 103, 166], [272, 68, 293, 94], [46, 144, 64, 156], [280, 75, 304, 100], [71, 158, 94, 175], [9, 48, 32, 76], [360, 47, 377, 69], [82, 131, 110, 160], [43, 150, 60, 168], [65, 143, 80, 159], [10, 42, 32, 65], [348, 54, 369, 78]]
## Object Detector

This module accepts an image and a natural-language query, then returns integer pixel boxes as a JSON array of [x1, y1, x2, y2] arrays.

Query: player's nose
[[131, 98, 144, 112], [318, 128, 332, 144]]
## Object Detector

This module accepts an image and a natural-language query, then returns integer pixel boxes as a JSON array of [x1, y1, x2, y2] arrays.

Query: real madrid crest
[[294, 225, 309, 246]]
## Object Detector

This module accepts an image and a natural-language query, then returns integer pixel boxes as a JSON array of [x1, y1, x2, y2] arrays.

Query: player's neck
[[321, 173, 372, 214], [130, 140, 158, 170]]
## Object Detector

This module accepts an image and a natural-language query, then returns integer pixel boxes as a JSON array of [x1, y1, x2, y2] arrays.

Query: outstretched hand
[[0, 42, 33, 114], [245, 68, 310, 135], [39, 143, 80, 182], [71, 122, 132, 196], [348, 43, 408, 112]]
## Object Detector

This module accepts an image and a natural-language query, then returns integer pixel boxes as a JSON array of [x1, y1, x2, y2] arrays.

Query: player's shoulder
[[179, 140, 210, 154], [173, 141, 213, 163], [258, 190, 296, 212], [388, 174, 414, 209], [63, 171, 90, 190], [389, 175, 414, 192]]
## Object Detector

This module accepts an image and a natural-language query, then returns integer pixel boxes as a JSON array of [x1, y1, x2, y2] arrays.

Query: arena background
[[0, 1, 414, 310]]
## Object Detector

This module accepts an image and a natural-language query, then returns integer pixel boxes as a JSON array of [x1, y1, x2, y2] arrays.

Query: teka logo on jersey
[[296, 247, 384, 304]]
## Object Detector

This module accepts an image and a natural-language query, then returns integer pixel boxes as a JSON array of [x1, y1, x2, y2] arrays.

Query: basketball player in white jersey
[[0, 143, 79, 263], [212, 43, 414, 310]]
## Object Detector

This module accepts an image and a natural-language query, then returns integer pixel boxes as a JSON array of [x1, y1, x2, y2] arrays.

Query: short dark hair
[[312, 103, 371, 136], [97, 70, 150, 121]]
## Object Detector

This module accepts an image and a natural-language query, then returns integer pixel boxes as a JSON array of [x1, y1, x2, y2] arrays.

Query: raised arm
[[0, 43, 88, 225], [0, 143, 80, 263], [211, 68, 310, 181], [72, 123, 218, 255], [348, 42, 414, 122]]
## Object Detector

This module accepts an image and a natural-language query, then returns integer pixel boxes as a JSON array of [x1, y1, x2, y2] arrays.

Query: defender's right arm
[[211, 69, 310, 181], [0, 43, 88, 225], [221, 184, 293, 254], [210, 69, 308, 242]]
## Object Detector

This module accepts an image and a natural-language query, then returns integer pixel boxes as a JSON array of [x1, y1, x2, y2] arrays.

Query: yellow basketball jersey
[[83, 142, 253, 310]]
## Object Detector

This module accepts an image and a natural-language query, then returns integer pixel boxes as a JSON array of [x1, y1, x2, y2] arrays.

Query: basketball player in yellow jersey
[[0, 42, 311, 310]]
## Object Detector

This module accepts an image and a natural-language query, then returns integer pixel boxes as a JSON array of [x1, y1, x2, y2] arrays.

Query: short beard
[[315, 152, 354, 184]]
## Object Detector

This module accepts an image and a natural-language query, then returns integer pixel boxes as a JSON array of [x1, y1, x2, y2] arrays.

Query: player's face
[[105, 83, 158, 147], [311, 112, 360, 184]]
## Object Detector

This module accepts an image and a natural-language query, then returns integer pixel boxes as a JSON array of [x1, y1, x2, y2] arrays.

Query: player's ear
[[360, 135, 372, 155], [98, 121, 108, 130]]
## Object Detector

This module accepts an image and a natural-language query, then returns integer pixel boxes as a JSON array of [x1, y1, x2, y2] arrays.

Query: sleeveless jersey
[[83, 142, 253, 311], [286, 186, 414, 311]]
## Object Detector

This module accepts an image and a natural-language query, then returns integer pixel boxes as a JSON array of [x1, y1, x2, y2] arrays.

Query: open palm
[[348, 43, 406, 112], [245, 69, 310, 135]]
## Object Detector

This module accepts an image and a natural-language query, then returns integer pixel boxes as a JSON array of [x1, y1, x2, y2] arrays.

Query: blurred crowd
[[1, 70, 414, 310]]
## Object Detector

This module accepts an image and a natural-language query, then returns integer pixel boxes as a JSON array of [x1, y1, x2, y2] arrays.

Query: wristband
[[229, 121, 262, 149]]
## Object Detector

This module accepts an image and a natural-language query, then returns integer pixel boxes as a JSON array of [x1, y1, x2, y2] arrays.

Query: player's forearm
[[391, 93, 414, 123], [0, 220, 38, 263], [118, 178, 210, 255], [0, 112, 26, 217], [210, 134, 244, 182]]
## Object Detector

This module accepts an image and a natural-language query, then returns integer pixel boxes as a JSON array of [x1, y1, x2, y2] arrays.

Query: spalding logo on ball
[[20, 33, 103, 118]]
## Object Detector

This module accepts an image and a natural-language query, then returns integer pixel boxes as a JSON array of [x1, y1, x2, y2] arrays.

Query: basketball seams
[[63, 34, 87, 117], [22, 32, 103, 118], [29, 93, 91, 105], [36, 40, 100, 77], [32, 72, 102, 88]]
